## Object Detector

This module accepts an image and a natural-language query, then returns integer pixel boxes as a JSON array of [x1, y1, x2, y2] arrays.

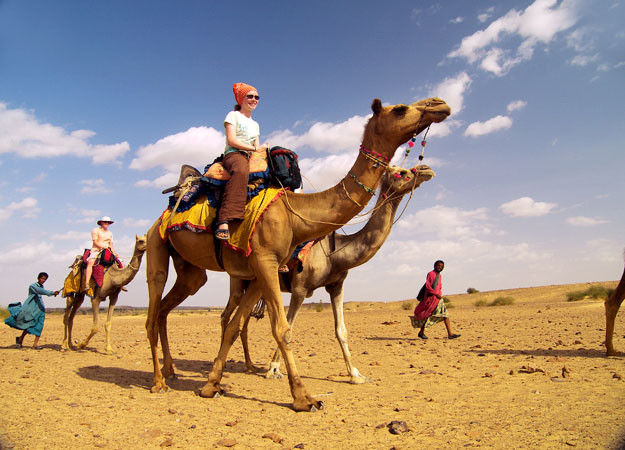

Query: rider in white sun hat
[[83, 216, 123, 291]]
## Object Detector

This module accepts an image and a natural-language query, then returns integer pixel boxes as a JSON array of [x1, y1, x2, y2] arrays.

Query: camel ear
[[371, 99, 382, 115]]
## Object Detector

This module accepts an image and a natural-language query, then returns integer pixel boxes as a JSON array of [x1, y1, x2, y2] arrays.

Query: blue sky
[[1, 0, 624, 307]]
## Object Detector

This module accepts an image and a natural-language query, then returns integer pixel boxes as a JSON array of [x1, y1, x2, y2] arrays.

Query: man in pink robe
[[411, 260, 460, 340]]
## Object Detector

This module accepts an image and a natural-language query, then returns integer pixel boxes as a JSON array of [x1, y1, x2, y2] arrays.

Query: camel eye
[[393, 106, 408, 116]]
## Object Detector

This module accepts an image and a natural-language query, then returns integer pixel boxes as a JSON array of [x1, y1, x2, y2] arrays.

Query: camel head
[[364, 97, 450, 157], [381, 165, 436, 197], [134, 234, 148, 253]]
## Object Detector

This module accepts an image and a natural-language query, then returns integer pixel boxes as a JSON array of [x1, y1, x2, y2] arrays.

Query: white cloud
[[506, 100, 527, 112], [267, 115, 368, 154], [122, 218, 152, 228], [51, 230, 91, 241], [298, 154, 354, 191], [80, 179, 112, 194], [0, 242, 54, 263], [464, 115, 512, 137], [0, 102, 129, 164], [565, 216, 609, 227], [569, 53, 599, 66], [500, 196, 557, 217], [450, 16, 464, 24], [478, 7, 495, 23], [397, 204, 492, 239], [428, 72, 472, 115], [129, 126, 225, 189], [64, 206, 101, 224], [448, 0, 581, 76], [0, 197, 41, 221]]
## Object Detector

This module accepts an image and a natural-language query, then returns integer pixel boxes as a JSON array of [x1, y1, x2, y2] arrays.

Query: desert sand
[[1, 281, 624, 449]]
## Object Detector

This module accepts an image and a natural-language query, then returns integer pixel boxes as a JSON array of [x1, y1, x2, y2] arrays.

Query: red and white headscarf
[[233, 82, 257, 105]]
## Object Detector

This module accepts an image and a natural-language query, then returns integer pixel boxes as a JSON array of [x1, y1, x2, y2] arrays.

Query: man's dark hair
[[37, 272, 49, 279], [434, 260, 445, 267]]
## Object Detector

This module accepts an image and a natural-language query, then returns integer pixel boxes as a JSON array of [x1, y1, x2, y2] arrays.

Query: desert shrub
[[567, 285, 613, 302], [313, 301, 324, 312], [566, 290, 586, 302], [467, 287, 480, 294], [475, 297, 514, 307], [490, 296, 514, 306], [401, 301, 413, 311], [0, 307, 9, 321]]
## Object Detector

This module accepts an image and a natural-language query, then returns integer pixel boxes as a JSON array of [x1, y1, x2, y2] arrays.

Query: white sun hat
[[97, 216, 115, 225]]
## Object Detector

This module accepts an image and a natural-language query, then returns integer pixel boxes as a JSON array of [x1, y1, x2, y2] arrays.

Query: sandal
[[214, 228, 230, 241], [418, 332, 428, 340]]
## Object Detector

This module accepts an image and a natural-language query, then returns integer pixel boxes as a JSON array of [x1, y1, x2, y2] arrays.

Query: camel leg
[[252, 261, 322, 412], [265, 289, 306, 379], [224, 278, 261, 372], [104, 293, 119, 355], [327, 282, 370, 384], [221, 278, 245, 341], [62, 293, 85, 351], [145, 223, 171, 393], [240, 313, 262, 372], [605, 267, 625, 356], [79, 296, 101, 350], [201, 280, 263, 398], [159, 257, 207, 379]]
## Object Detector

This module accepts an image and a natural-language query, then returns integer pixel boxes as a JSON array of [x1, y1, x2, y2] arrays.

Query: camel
[[222, 164, 435, 383], [62, 235, 147, 354], [605, 252, 625, 356], [145, 97, 450, 411]]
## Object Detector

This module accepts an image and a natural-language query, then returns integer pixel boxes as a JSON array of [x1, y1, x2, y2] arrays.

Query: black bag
[[98, 248, 117, 267], [267, 146, 302, 191], [416, 284, 426, 301]]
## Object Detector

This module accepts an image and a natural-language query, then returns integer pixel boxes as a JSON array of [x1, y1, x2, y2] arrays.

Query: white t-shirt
[[224, 110, 260, 155]]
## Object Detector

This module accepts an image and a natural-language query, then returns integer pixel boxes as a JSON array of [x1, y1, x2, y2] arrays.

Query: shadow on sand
[[467, 347, 609, 359]]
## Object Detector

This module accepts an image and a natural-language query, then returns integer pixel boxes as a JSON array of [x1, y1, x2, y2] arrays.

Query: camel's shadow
[[75, 358, 269, 393], [365, 336, 418, 341], [467, 348, 609, 359], [75, 362, 297, 409], [76, 365, 204, 391]]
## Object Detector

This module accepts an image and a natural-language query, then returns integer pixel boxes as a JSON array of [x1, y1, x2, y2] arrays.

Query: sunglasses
[[246, 94, 260, 100]]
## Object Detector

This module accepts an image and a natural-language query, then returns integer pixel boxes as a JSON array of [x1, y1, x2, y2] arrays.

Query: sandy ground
[[1, 281, 624, 449]]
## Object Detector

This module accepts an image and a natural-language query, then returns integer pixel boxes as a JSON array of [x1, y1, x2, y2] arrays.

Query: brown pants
[[218, 151, 250, 223]]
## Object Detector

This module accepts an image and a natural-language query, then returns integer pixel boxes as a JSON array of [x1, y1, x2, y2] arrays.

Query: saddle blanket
[[159, 188, 286, 257], [63, 270, 95, 298]]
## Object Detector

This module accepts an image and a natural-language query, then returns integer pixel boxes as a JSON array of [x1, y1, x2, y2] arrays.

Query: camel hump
[[162, 165, 202, 194]]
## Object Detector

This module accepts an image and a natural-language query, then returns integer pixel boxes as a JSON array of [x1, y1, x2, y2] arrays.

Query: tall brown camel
[[145, 97, 450, 412], [62, 235, 147, 354], [605, 253, 625, 356], [223, 164, 435, 383]]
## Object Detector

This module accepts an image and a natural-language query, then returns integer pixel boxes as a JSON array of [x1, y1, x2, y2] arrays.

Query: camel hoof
[[199, 387, 225, 398], [265, 370, 284, 380], [606, 350, 622, 357], [310, 401, 325, 412]]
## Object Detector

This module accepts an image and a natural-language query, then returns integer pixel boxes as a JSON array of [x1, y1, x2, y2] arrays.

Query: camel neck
[[329, 186, 404, 268], [287, 146, 390, 244]]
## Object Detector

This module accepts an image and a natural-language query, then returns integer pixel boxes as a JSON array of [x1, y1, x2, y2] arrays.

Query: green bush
[[401, 301, 413, 311], [467, 287, 480, 294], [490, 296, 515, 306], [567, 285, 614, 302], [474, 297, 514, 307], [0, 307, 9, 321]]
